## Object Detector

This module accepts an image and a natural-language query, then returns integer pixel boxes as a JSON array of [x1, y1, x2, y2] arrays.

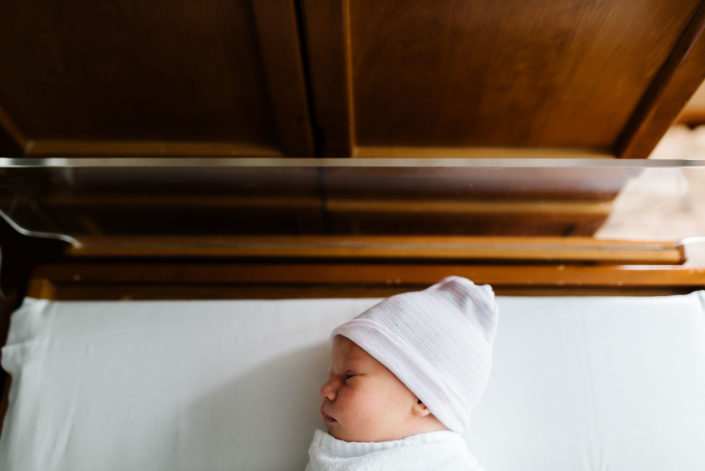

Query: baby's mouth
[[320, 408, 337, 424]]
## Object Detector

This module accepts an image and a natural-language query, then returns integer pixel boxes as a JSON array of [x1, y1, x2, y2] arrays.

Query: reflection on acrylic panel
[[0, 163, 645, 239], [0, 159, 703, 245]]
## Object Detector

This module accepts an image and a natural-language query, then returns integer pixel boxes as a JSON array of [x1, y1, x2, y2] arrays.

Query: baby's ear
[[412, 399, 432, 417]]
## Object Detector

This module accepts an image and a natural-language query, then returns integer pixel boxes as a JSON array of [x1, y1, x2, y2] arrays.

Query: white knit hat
[[331, 276, 499, 432]]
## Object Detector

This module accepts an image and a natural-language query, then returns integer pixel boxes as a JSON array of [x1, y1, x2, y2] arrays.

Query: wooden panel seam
[[342, 0, 356, 155], [301, 0, 355, 156], [615, 0, 705, 158], [251, 0, 315, 156]]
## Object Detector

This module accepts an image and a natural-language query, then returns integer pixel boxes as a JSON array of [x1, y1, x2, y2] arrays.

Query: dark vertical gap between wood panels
[[250, 0, 315, 156], [294, 0, 331, 232], [614, 0, 705, 158], [300, 0, 354, 157], [294, 0, 324, 158]]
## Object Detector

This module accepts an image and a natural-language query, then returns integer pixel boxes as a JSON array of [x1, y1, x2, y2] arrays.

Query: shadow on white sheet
[[0, 298, 377, 470], [177, 343, 329, 469]]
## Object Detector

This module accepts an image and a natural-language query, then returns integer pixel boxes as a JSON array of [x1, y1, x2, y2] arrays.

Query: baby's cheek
[[378, 381, 412, 403], [337, 388, 360, 413], [364, 389, 399, 414], [343, 388, 375, 419]]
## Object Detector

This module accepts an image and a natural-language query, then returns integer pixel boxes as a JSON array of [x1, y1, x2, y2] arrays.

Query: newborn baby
[[305, 276, 499, 470]]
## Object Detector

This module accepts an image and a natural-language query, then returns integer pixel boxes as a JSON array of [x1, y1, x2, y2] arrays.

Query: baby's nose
[[320, 377, 340, 401]]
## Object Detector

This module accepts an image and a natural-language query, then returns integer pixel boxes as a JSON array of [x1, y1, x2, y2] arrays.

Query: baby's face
[[319, 336, 419, 442]]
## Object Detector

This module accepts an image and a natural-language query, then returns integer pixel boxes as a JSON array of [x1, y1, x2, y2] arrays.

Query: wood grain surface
[[303, 0, 705, 157], [0, 0, 310, 156], [67, 235, 686, 265], [28, 261, 705, 300], [2, 0, 704, 157]]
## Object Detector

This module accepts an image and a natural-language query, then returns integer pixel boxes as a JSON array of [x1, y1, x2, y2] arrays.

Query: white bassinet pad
[[1, 294, 705, 470]]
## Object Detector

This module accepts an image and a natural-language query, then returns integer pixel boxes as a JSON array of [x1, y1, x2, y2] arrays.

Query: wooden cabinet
[[302, 0, 705, 158], [0, 0, 312, 157], [1, 0, 704, 158]]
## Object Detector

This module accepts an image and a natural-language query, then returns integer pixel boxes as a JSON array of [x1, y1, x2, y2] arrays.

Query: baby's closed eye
[[344, 372, 358, 382]]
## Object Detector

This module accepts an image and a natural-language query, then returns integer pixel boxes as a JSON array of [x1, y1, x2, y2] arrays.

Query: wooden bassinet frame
[[2, 230, 705, 443]]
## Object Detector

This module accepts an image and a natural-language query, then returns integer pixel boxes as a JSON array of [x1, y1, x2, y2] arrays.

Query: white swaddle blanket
[[305, 429, 484, 471]]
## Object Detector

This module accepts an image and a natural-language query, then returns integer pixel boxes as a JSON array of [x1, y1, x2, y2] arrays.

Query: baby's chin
[[325, 423, 341, 439], [326, 423, 361, 442]]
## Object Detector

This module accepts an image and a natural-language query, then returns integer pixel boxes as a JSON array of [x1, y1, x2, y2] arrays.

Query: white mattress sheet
[[1, 293, 705, 470]]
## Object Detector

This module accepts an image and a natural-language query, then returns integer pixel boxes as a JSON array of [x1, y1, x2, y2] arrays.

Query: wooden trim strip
[[43, 195, 613, 214], [47, 194, 321, 208], [353, 146, 612, 159], [23, 140, 282, 157], [31, 263, 705, 288], [326, 199, 612, 215], [32, 284, 693, 300], [67, 236, 686, 264]]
